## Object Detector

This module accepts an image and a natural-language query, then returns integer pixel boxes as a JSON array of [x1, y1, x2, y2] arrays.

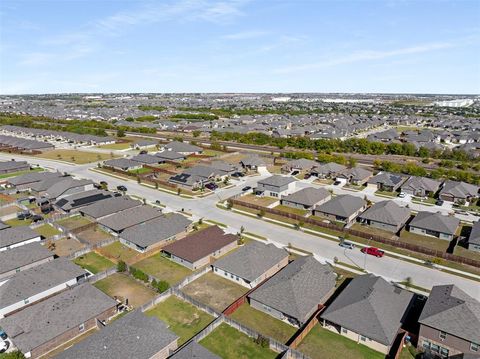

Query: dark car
[[242, 186, 252, 192], [361, 247, 385, 258], [205, 183, 218, 191], [17, 211, 32, 220], [291, 170, 299, 176], [0, 330, 7, 340], [100, 181, 108, 187], [139, 150, 148, 155], [436, 199, 444, 206], [333, 180, 342, 186], [41, 205, 53, 214], [231, 172, 245, 178], [31, 215, 44, 223], [116, 185, 127, 192], [304, 173, 311, 179]]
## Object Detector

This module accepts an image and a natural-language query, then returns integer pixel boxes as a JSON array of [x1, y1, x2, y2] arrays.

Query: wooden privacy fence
[[230, 199, 480, 268], [288, 306, 325, 349], [222, 276, 271, 316]]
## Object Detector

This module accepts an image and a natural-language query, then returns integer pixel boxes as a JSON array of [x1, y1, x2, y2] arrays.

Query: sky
[[0, 0, 479, 94]]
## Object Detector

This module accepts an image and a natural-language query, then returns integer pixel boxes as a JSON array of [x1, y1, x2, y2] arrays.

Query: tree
[[258, 209, 265, 218], [117, 129, 125, 137], [177, 188, 181, 196], [192, 130, 201, 138], [117, 260, 127, 272]]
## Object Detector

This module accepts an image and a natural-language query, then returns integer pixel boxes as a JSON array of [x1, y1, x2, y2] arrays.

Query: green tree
[[117, 129, 125, 137]]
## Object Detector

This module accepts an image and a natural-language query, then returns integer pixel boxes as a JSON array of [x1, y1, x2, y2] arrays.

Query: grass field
[[34, 224, 61, 238], [182, 272, 248, 312], [351, 223, 396, 239], [52, 237, 85, 257], [56, 215, 93, 230], [273, 204, 308, 216], [93, 273, 156, 307], [399, 229, 450, 252], [146, 296, 213, 345], [200, 323, 277, 359], [230, 304, 297, 343], [296, 325, 385, 359], [0, 167, 43, 179], [35, 149, 118, 164], [96, 241, 140, 264], [4, 218, 32, 227], [73, 252, 114, 274], [134, 253, 192, 285], [97, 142, 131, 150], [237, 194, 278, 207]]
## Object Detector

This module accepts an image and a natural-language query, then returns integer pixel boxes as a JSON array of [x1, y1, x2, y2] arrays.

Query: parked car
[[333, 180, 341, 186], [242, 186, 252, 192], [0, 330, 7, 340], [139, 150, 148, 155], [304, 173, 311, 179], [436, 199, 444, 206], [339, 240, 355, 250], [41, 205, 53, 214], [398, 192, 406, 198], [291, 170, 299, 176], [116, 185, 127, 192], [17, 211, 32, 220], [205, 183, 218, 191], [31, 215, 44, 223], [361, 247, 385, 258], [231, 172, 245, 178], [0, 339, 9, 354]]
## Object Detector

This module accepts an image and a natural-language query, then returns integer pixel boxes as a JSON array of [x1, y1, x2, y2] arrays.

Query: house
[[155, 150, 186, 162], [54, 189, 112, 212], [337, 167, 373, 186], [0, 160, 30, 174], [212, 241, 289, 288], [0, 258, 87, 318], [119, 213, 192, 253], [240, 155, 267, 172], [0, 242, 54, 280], [103, 158, 143, 171], [169, 165, 225, 189], [0, 283, 117, 359], [367, 172, 408, 192], [208, 160, 239, 176], [55, 310, 178, 359], [44, 178, 94, 201], [97, 205, 164, 234], [131, 139, 157, 150], [311, 162, 347, 179], [320, 274, 414, 355], [0, 226, 42, 251], [282, 158, 318, 173], [130, 153, 163, 165], [79, 196, 142, 221], [314, 195, 367, 224], [162, 225, 238, 270], [163, 141, 203, 155], [439, 180, 479, 204], [248, 256, 336, 327], [418, 284, 480, 358], [254, 175, 296, 198], [30, 175, 72, 195], [281, 187, 331, 210], [170, 341, 220, 359], [7, 171, 64, 191], [467, 221, 480, 252], [358, 201, 411, 233], [401, 176, 442, 197], [408, 211, 460, 241]]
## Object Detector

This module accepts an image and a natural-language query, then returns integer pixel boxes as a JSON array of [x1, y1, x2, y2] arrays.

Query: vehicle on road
[[339, 241, 355, 250], [17, 211, 32, 220], [398, 192, 406, 198], [116, 185, 127, 192], [205, 183, 218, 191], [333, 180, 341, 186], [361, 247, 385, 258], [242, 186, 252, 192], [139, 150, 148, 154], [291, 170, 299, 176], [436, 199, 444, 206]]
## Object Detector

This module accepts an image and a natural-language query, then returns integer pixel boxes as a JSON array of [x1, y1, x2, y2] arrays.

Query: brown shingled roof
[[162, 225, 237, 263]]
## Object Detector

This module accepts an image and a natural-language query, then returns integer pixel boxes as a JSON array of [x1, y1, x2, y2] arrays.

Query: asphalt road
[[2, 153, 480, 300]]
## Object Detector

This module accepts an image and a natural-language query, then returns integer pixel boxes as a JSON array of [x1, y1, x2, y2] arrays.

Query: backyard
[[96, 241, 141, 264], [51, 237, 85, 257], [73, 252, 115, 274], [146, 296, 213, 345], [93, 273, 156, 308], [34, 224, 61, 238], [182, 272, 248, 312], [56, 215, 93, 230], [76, 226, 114, 245], [35, 149, 118, 164], [0, 167, 43, 179], [230, 303, 297, 343], [296, 324, 385, 359], [200, 323, 277, 359], [134, 253, 192, 285]]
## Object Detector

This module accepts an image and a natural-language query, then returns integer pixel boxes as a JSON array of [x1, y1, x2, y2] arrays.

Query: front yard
[[296, 324, 385, 359], [399, 229, 450, 252], [182, 272, 248, 312], [4, 218, 32, 227], [237, 194, 278, 207], [272, 204, 308, 216], [230, 303, 297, 343], [200, 323, 277, 359], [93, 273, 156, 308], [146, 296, 213, 345], [73, 252, 115, 274], [134, 253, 192, 285]]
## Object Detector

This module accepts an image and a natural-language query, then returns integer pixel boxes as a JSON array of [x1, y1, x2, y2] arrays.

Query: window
[[79, 323, 85, 332], [360, 336, 367, 342], [439, 331, 447, 340], [422, 340, 431, 350], [471, 343, 479, 352], [342, 328, 348, 334], [440, 348, 449, 357]]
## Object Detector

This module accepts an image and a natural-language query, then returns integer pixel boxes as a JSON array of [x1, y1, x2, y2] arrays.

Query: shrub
[[117, 260, 127, 272], [152, 280, 170, 293], [130, 266, 149, 282], [254, 334, 270, 348]]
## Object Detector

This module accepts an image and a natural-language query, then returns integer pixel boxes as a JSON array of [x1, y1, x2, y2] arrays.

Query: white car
[[398, 192, 406, 198], [0, 339, 10, 353]]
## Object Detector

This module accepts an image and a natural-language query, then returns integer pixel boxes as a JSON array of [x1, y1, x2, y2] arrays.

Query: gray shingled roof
[[468, 221, 480, 247], [313, 162, 347, 175], [0, 258, 86, 309], [320, 274, 414, 346], [0, 242, 53, 276], [339, 167, 373, 181], [170, 341, 220, 359], [258, 175, 296, 187], [409, 211, 460, 235], [315, 195, 366, 218], [30, 175, 71, 192], [98, 205, 163, 232], [120, 213, 191, 248], [45, 178, 93, 199], [104, 158, 142, 170], [55, 189, 112, 211], [358, 201, 411, 226], [282, 187, 331, 207], [155, 150, 186, 160], [131, 154, 162, 164], [240, 154, 266, 167], [7, 171, 63, 187], [401, 176, 442, 193], [368, 172, 407, 187], [419, 284, 480, 344], [0, 226, 39, 248], [249, 256, 336, 323], [212, 242, 288, 282], [440, 180, 479, 199], [55, 310, 178, 359], [0, 160, 29, 172], [80, 196, 142, 219], [165, 141, 202, 153], [0, 283, 117, 353]]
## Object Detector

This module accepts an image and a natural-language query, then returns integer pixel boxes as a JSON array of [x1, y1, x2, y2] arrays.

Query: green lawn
[[273, 205, 308, 216], [375, 190, 398, 198], [399, 344, 418, 359], [56, 215, 93, 230], [129, 167, 152, 175], [297, 325, 385, 359], [230, 304, 297, 343], [146, 296, 213, 345], [200, 323, 277, 359], [399, 229, 450, 252], [35, 149, 118, 164], [97, 241, 140, 264], [134, 253, 192, 285], [0, 167, 43, 179], [4, 218, 32, 227], [73, 252, 115, 274], [97, 142, 131, 150], [34, 224, 61, 238]]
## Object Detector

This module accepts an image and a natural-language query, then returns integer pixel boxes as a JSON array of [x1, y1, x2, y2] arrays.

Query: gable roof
[[368, 172, 407, 187], [0, 160, 29, 172], [213, 241, 288, 282], [30, 175, 71, 193], [155, 150, 186, 160], [313, 162, 347, 175], [283, 158, 318, 170], [55, 189, 112, 211], [338, 166, 373, 181], [120, 213, 192, 248], [0, 226, 39, 248], [130, 154, 162, 164], [258, 175, 296, 187], [165, 141, 202, 153], [401, 176, 442, 193], [440, 180, 479, 199], [103, 158, 142, 170], [7, 171, 63, 187], [419, 285, 480, 344], [80, 196, 142, 219], [358, 201, 410, 226], [45, 178, 93, 199], [282, 187, 331, 207], [162, 225, 237, 263], [315, 195, 366, 218], [55, 310, 178, 359], [249, 256, 336, 322], [240, 154, 266, 167], [320, 274, 414, 346], [468, 220, 480, 247], [0, 242, 53, 276], [409, 211, 460, 235], [0, 283, 116, 353], [98, 205, 163, 232]]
